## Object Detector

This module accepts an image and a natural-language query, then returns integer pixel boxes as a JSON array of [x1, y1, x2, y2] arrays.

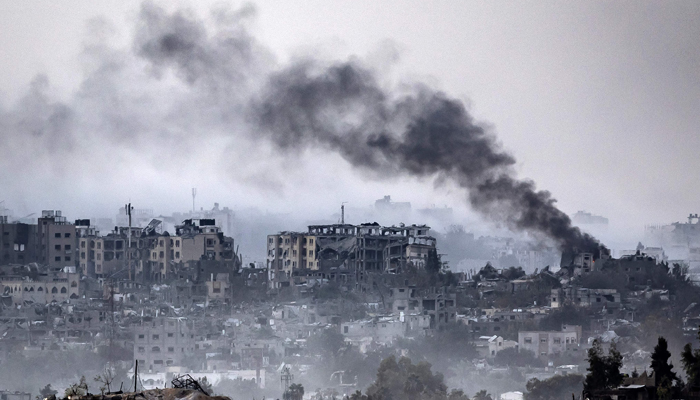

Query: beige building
[[37, 210, 77, 268], [518, 325, 582, 358], [178, 219, 235, 264], [266, 232, 318, 289], [149, 235, 182, 282], [474, 335, 518, 358], [0, 270, 80, 305], [134, 317, 196, 373], [206, 272, 231, 302]]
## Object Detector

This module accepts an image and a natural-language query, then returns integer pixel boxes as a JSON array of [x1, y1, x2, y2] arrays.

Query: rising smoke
[[1, 2, 603, 254], [250, 61, 603, 253]]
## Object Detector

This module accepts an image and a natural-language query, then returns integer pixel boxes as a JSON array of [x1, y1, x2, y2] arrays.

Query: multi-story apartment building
[[78, 218, 238, 283], [37, 210, 77, 268], [134, 317, 196, 373], [266, 223, 436, 289], [148, 234, 183, 282], [0, 217, 40, 265], [177, 219, 235, 263], [266, 232, 319, 289]]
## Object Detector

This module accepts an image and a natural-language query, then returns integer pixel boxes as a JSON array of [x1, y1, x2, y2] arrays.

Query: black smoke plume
[[250, 61, 604, 254]]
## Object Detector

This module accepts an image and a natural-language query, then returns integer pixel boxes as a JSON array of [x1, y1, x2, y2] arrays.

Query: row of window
[[138, 346, 181, 353], [54, 232, 71, 238], [138, 333, 177, 339], [6, 286, 69, 293], [268, 237, 315, 245], [523, 337, 577, 344], [271, 249, 315, 257], [151, 251, 181, 259]]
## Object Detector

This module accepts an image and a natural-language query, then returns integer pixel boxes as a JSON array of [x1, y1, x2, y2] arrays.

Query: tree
[[584, 339, 623, 393], [426, 248, 442, 275], [366, 356, 448, 400], [473, 390, 492, 400], [448, 390, 470, 400], [651, 337, 679, 387], [94, 366, 118, 393], [681, 330, 700, 388], [284, 383, 304, 400], [525, 374, 584, 400], [606, 341, 624, 388], [64, 376, 88, 398], [36, 384, 58, 400]]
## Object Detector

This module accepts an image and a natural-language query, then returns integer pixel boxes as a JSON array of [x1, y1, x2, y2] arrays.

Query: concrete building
[[267, 223, 437, 289], [341, 314, 430, 350], [37, 210, 77, 268], [0, 268, 80, 305], [389, 286, 457, 329], [134, 317, 196, 373], [266, 232, 319, 289], [551, 287, 621, 309], [518, 325, 582, 358], [0, 218, 40, 265], [474, 335, 518, 358], [148, 234, 182, 282], [177, 219, 236, 264], [0, 391, 31, 400]]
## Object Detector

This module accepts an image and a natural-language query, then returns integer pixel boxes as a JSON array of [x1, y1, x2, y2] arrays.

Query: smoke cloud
[[0, 1, 603, 253], [251, 61, 602, 253]]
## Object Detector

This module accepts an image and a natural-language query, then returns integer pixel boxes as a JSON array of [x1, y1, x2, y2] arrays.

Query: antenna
[[341, 202, 348, 224], [125, 203, 133, 280], [192, 188, 197, 213]]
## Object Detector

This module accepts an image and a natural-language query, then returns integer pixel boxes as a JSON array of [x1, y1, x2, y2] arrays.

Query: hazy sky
[[1, 1, 699, 247]]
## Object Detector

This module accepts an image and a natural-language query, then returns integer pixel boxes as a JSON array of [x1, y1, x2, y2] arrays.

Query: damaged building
[[266, 223, 436, 290]]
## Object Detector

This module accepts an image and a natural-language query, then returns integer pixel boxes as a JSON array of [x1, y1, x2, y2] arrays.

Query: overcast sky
[[1, 1, 699, 248]]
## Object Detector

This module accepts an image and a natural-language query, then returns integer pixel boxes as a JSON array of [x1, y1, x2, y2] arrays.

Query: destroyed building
[[266, 223, 436, 290], [77, 218, 240, 283]]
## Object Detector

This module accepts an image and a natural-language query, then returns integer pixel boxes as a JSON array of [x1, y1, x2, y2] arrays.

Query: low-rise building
[[517, 325, 582, 359], [473, 335, 518, 358]]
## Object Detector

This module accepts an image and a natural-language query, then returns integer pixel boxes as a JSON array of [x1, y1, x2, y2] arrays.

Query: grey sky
[[1, 1, 699, 249]]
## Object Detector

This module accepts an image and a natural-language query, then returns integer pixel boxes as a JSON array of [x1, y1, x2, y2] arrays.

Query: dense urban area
[[2, 198, 700, 400]]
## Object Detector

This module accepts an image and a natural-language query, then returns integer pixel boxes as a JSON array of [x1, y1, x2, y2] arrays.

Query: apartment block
[[0, 218, 40, 265], [134, 317, 196, 373], [37, 210, 77, 268], [517, 325, 582, 358]]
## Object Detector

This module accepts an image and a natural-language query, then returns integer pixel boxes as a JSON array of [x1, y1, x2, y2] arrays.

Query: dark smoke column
[[251, 61, 604, 255]]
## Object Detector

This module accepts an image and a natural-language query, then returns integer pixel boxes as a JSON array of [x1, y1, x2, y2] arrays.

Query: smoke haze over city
[[1, 1, 700, 252], [3, 2, 700, 400]]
